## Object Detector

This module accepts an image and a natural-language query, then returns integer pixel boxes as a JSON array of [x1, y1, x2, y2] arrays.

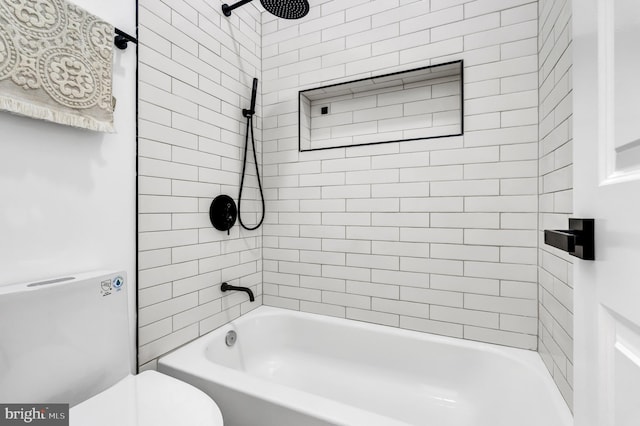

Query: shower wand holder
[[242, 77, 258, 118]]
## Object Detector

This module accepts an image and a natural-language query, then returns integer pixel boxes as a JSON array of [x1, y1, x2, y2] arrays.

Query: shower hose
[[237, 113, 265, 230]]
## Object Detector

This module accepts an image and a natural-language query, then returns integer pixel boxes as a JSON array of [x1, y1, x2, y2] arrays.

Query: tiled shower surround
[[538, 0, 573, 409], [136, 0, 574, 409], [137, 0, 263, 369], [262, 0, 539, 349]]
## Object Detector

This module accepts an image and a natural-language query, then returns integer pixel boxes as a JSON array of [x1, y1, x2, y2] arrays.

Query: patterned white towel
[[0, 0, 115, 132]]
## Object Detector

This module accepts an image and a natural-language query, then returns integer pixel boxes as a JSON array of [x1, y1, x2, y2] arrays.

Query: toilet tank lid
[[0, 270, 116, 294]]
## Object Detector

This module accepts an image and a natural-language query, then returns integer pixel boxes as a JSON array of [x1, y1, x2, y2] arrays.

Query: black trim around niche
[[298, 60, 464, 153]]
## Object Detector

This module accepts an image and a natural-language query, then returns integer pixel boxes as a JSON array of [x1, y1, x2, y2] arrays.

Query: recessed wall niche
[[299, 60, 463, 152]]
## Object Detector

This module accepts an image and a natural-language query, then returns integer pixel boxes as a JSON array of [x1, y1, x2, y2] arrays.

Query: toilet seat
[[70, 371, 223, 426]]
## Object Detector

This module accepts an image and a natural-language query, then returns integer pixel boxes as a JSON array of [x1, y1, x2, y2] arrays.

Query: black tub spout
[[221, 282, 255, 302]]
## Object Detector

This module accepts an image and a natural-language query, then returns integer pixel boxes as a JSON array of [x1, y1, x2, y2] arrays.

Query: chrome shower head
[[222, 0, 310, 20]]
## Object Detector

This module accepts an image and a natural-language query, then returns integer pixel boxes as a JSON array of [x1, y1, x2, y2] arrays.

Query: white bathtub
[[158, 306, 572, 426]]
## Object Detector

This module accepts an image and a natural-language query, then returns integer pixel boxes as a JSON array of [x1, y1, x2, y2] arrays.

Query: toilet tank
[[0, 271, 131, 406]]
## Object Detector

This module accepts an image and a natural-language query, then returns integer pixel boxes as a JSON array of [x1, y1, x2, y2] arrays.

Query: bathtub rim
[[158, 306, 573, 426]]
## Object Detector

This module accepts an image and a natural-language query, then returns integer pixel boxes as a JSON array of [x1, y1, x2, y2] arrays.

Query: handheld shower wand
[[237, 78, 265, 231]]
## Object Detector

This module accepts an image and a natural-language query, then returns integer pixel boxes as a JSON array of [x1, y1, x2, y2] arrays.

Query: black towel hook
[[114, 28, 138, 50]]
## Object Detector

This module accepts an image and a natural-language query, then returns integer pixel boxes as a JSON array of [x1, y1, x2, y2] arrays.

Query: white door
[[573, 0, 640, 425]]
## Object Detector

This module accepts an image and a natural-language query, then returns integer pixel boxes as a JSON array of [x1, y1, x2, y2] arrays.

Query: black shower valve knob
[[210, 195, 238, 235]]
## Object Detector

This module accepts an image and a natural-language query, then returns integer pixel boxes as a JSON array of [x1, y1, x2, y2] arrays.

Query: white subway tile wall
[[137, 0, 263, 369], [262, 0, 539, 350], [136, 2, 574, 410], [538, 0, 573, 410]]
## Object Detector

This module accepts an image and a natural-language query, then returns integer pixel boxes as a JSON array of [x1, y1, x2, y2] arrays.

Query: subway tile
[[464, 293, 537, 316], [301, 276, 346, 292], [372, 212, 429, 227], [431, 180, 499, 196], [464, 21, 538, 51], [347, 308, 399, 327], [139, 249, 172, 271], [400, 165, 463, 182], [431, 13, 500, 42], [500, 313, 538, 334], [465, 195, 538, 213], [138, 283, 172, 308], [431, 244, 499, 262], [139, 261, 198, 290], [371, 183, 429, 198], [322, 265, 370, 282], [400, 6, 463, 34], [139, 214, 171, 233], [139, 230, 198, 251], [401, 257, 463, 276], [323, 238, 371, 254], [300, 250, 346, 266], [501, 280, 538, 299], [431, 306, 499, 329], [347, 226, 399, 242], [431, 213, 499, 229], [400, 38, 464, 65], [372, 241, 429, 258], [322, 17, 371, 42], [465, 0, 535, 18], [400, 316, 463, 338], [347, 253, 399, 271], [431, 146, 499, 165], [264, 271, 300, 288], [400, 227, 463, 244], [323, 291, 371, 309], [464, 325, 537, 350], [263, 295, 300, 311], [465, 261, 538, 282], [371, 269, 430, 289], [400, 197, 463, 212], [173, 271, 222, 297], [464, 229, 537, 247], [430, 274, 500, 296], [280, 286, 321, 303], [347, 280, 399, 299], [372, 298, 429, 319], [347, 23, 400, 49], [300, 301, 346, 318]]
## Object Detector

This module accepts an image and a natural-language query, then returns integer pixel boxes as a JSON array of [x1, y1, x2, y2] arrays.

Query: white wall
[[262, 0, 540, 350], [538, 0, 573, 410], [0, 0, 137, 370], [136, 0, 263, 369]]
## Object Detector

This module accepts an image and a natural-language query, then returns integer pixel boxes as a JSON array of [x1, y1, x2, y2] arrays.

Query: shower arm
[[222, 0, 254, 17]]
